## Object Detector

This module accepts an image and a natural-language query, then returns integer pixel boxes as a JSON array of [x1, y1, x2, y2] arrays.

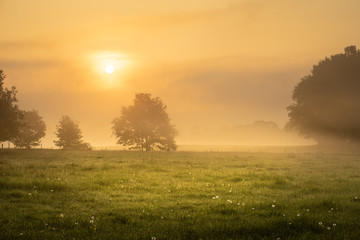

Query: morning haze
[[1, 0, 360, 148], [3, 1, 360, 239]]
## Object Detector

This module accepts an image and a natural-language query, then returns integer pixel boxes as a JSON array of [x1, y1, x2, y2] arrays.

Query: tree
[[12, 110, 46, 149], [54, 115, 91, 150], [112, 93, 178, 151], [0, 70, 21, 142], [287, 45, 360, 146]]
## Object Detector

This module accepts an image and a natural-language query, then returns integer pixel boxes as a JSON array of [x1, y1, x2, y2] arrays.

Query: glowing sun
[[105, 65, 114, 74]]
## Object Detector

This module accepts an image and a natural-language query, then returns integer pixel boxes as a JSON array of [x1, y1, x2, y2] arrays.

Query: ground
[[1, 149, 360, 239]]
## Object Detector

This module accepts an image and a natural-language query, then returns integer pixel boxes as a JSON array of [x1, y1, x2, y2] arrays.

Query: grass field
[[1, 149, 360, 239]]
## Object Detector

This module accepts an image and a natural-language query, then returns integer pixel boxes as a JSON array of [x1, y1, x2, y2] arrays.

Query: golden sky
[[1, 0, 359, 147]]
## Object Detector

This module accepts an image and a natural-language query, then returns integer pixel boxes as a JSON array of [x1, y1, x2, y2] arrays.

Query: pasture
[[1, 149, 360, 239]]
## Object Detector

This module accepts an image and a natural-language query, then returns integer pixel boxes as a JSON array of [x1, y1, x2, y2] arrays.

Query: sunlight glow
[[88, 51, 133, 88], [105, 65, 114, 74]]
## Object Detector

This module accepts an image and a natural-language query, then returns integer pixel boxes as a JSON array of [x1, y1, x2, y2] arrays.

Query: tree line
[[1, 45, 360, 150], [0, 71, 177, 150]]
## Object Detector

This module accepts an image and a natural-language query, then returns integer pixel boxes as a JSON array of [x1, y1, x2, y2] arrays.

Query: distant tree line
[[1, 70, 177, 150]]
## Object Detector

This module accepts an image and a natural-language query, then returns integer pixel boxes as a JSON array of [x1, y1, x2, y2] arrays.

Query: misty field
[[1, 150, 360, 240]]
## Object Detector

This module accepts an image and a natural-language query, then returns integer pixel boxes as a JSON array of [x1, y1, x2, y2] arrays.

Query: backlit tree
[[12, 110, 46, 149], [0, 70, 21, 143], [112, 93, 178, 151], [54, 115, 91, 150], [287, 45, 360, 146]]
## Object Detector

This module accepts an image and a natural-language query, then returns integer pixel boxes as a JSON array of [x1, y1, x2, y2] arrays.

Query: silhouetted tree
[[0, 70, 21, 143], [12, 110, 46, 149], [54, 115, 91, 150], [112, 93, 178, 151], [287, 45, 360, 145]]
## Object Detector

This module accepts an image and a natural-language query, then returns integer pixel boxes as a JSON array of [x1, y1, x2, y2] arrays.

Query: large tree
[[12, 110, 46, 149], [287, 46, 360, 146], [54, 115, 91, 150], [112, 93, 178, 151], [0, 70, 21, 142]]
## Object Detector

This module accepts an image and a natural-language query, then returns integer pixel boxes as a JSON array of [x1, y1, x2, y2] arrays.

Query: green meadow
[[1, 149, 360, 240]]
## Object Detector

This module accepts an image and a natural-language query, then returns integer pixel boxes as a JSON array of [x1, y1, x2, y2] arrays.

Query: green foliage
[[1, 149, 360, 239], [287, 46, 360, 146], [112, 93, 178, 151], [12, 110, 46, 149], [0, 70, 21, 142], [54, 115, 91, 150]]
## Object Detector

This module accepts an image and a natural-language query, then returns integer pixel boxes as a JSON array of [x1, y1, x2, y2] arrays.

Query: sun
[[105, 65, 114, 74]]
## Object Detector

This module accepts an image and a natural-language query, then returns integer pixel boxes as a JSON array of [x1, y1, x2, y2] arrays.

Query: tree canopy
[[12, 110, 46, 149], [54, 115, 91, 150], [0, 70, 21, 142], [287, 45, 360, 146], [112, 93, 178, 151]]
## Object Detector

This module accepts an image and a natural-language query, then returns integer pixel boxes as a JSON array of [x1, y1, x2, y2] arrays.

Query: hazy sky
[[1, 0, 359, 147]]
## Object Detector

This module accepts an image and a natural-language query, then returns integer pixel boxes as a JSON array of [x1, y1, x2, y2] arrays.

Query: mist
[[1, 0, 360, 148]]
